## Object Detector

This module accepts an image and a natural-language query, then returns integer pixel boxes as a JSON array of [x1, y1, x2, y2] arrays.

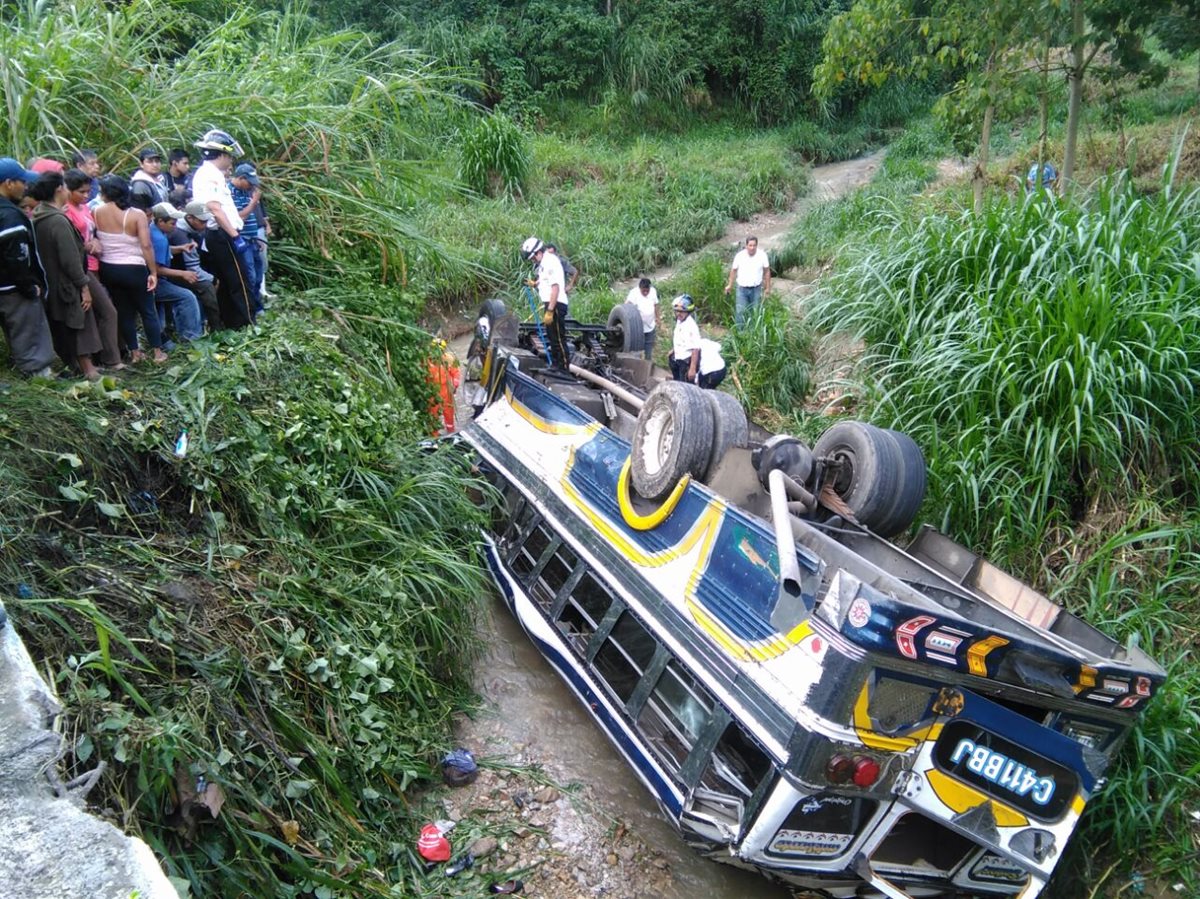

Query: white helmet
[[193, 129, 244, 158], [520, 236, 544, 260]]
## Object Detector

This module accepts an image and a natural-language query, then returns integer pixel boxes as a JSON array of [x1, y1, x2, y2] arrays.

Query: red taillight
[[825, 754, 855, 784], [852, 756, 881, 787]]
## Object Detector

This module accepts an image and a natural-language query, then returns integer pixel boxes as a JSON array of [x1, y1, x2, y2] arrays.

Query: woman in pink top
[[64, 169, 121, 368], [94, 175, 164, 363]]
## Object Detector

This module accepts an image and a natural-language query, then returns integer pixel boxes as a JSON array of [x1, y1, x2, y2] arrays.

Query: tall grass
[[808, 175, 1200, 551], [722, 299, 814, 424], [803, 171, 1200, 891], [419, 128, 808, 307], [1, 304, 489, 897], [1, 0, 467, 287]]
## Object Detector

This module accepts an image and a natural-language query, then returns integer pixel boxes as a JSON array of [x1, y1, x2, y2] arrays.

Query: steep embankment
[[0, 302, 488, 898]]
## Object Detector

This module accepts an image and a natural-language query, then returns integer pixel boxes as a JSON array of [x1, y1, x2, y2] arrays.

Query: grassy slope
[[0, 300, 489, 897], [416, 119, 810, 309]]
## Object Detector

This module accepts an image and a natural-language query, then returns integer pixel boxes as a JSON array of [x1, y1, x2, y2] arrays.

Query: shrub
[[459, 111, 531, 198], [3, 301, 489, 898], [722, 298, 813, 421]]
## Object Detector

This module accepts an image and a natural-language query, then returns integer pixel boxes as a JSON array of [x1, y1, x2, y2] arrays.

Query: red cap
[[30, 158, 64, 174]]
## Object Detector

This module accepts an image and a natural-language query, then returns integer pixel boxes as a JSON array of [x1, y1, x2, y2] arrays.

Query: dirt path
[[614, 149, 886, 303]]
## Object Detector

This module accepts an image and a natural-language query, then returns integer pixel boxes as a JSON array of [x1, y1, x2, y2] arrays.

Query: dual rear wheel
[[630, 382, 749, 501]]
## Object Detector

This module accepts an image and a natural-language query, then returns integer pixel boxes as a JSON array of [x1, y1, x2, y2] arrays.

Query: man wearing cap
[[521, 236, 570, 371], [130, 148, 169, 208], [149, 202, 204, 342], [230, 162, 264, 313], [177, 201, 221, 330], [191, 129, 254, 328], [0, 158, 56, 376]]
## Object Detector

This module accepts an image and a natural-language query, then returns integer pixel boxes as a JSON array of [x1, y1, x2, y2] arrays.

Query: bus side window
[[700, 721, 771, 801], [533, 542, 578, 610], [557, 572, 614, 655], [637, 661, 714, 777], [511, 524, 553, 582], [593, 610, 658, 704], [500, 495, 535, 549]]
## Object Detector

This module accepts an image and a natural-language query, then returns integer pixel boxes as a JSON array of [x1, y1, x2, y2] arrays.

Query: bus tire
[[876, 428, 927, 537], [632, 381, 714, 501], [480, 298, 518, 348], [704, 391, 749, 480], [607, 303, 645, 354], [813, 421, 901, 532]]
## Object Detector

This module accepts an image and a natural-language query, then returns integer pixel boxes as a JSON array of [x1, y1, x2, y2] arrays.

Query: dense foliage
[[2, 300, 489, 897], [356, 0, 857, 122]]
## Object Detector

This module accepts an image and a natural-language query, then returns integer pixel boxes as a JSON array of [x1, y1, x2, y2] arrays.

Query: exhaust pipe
[[768, 468, 806, 633]]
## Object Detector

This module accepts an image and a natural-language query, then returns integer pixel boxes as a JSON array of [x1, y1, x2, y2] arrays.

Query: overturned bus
[[458, 303, 1165, 899]]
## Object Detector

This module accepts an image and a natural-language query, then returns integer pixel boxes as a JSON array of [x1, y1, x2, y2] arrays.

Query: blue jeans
[[735, 284, 762, 327], [236, 238, 262, 314], [155, 279, 204, 341]]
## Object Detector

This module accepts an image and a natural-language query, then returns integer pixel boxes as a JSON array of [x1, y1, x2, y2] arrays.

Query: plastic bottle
[[174, 430, 189, 458]]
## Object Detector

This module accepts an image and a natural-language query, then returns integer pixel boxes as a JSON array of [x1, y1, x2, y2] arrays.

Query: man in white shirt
[[624, 277, 659, 361], [521, 236, 570, 370], [669, 294, 726, 389], [724, 235, 771, 327], [190, 129, 253, 328]]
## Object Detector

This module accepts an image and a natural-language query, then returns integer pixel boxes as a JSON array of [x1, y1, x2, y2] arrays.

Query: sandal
[[152, 349, 169, 364], [489, 880, 524, 895], [130, 350, 146, 364]]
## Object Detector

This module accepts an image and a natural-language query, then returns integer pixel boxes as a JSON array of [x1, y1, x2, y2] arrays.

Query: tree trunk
[[972, 52, 998, 215], [973, 103, 994, 214], [1038, 27, 1051, 177], [1063, 0, 1085, 192]]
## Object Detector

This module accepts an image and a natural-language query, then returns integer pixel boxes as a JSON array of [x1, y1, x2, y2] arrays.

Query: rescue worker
[[427, 337, 461, 435], [668, 294, 726, 389], [191, 128, 255, 328], [521, 236, 570, 370]]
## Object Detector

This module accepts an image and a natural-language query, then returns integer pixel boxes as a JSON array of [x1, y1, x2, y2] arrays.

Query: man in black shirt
[[0, 158, 55, 376], [164, 148, 192, 198]]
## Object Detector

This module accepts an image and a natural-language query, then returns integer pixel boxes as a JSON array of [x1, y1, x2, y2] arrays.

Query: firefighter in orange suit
[[428, 338, 461, 435]]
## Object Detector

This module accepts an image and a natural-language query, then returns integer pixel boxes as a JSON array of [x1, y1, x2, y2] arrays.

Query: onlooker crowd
[[0, 128, 271, 379]]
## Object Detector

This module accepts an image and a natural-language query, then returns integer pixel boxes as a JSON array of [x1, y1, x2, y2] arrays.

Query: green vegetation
[[3, 300, 488, 897], [367, 0, 862, 124], [421, 126, 808, 306], [5, 0, 1200, 894], [0, 0, 465, 286]]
